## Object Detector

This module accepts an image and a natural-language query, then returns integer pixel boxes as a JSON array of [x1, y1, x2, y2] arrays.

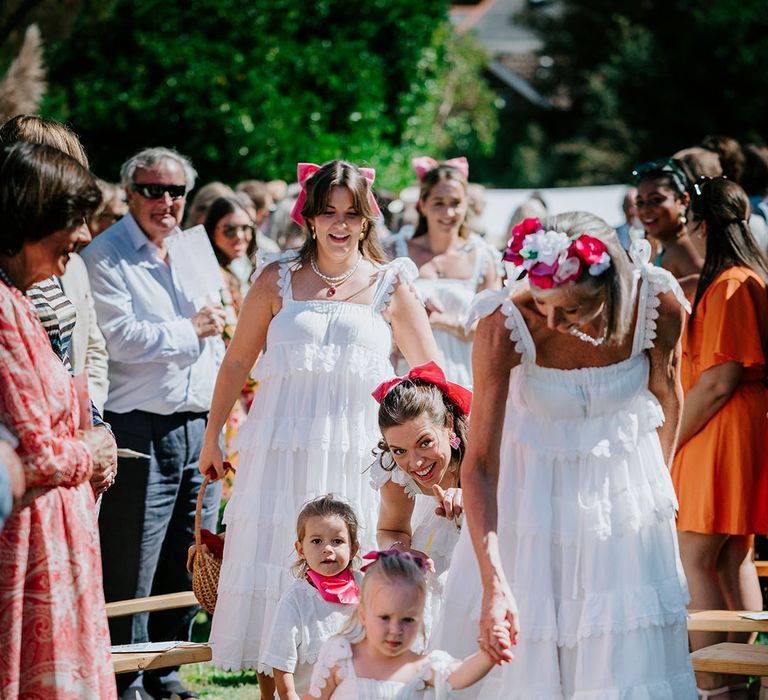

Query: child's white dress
[[260, 574, 361, 697], [390, 232, 499, 386], [369, 458, 461, 644], [433, 241, 698, 698], [210, 251, 417, 670], [308, 635, 459, 699]]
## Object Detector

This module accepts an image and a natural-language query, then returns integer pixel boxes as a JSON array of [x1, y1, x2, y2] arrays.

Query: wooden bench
[[106, 591, 206, 673], [691, 642, 768, 676], [112, 643, 211, 674], [106, 591, 199, 619], [688, 610, 768, 633]]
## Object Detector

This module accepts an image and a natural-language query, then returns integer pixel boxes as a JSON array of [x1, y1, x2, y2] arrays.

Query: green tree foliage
[[504, 0, 768, 186], [42, 0, 497, 189]]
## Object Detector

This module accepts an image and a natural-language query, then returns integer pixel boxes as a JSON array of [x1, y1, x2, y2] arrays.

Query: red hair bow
[[290, 162, 382, 227], [411, 156, 469, 182], [371, 361, 472, 417]]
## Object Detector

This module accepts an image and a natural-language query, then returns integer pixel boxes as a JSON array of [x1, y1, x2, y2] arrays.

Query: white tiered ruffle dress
[[210, 251, 417, 671], [433, 242, 697, 698], [392, 233, 500, 386], [370, 458, 462, 647], [308, 635, 460, 699]]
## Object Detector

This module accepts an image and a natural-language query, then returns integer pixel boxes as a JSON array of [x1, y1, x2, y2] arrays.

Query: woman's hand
[[0, 439, 25, 502], [389, 541, 435, 573], [478, 576, 518, 663], [198, 434, 225, 480], [78, 426, 117, 493], [433, 484, 463, 522]]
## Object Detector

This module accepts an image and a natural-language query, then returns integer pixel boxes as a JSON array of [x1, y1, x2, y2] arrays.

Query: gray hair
[[119, 147, 198, 192], [540, 211, 634, 344]]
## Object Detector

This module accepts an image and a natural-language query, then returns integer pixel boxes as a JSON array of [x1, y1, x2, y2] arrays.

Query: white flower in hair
[[523, 230, 571, 266], [553, 255, 582, 283], [589, 251, 611, 276]]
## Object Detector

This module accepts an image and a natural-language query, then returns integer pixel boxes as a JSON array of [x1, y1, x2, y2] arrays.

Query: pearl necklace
[[569, 324, 608, 347], [310, 255, 361, 297]]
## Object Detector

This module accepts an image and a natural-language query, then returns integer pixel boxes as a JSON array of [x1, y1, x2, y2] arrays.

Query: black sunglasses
[[221, 224, 255, 239], [631, 158, 689, 193], [131, 183, 187, 200]]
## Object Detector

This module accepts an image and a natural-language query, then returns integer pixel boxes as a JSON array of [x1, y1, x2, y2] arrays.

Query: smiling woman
[[389, 157, 501, 386], [198, 159, 439, 696], [0, 141, 115, 699], [371, 361, 471, 648]]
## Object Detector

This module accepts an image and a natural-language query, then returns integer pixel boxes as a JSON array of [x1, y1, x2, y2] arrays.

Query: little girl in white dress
[[262, 496, 364, 699], [303, 549, 505, 699]]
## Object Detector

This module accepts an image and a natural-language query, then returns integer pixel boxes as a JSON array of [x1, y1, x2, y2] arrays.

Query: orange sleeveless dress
[[672, 267, 768, 534]]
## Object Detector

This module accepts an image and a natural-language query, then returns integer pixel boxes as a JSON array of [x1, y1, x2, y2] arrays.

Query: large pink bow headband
[[503, 217, 612, 290], [411, 156, 469, 182], [360, 548, 430, 573], [290, 162, 382, 227], [372, 361, 472, 417]]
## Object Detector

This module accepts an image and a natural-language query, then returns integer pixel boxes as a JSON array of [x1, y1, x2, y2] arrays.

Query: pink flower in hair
[[503, 217, 543, 264], [572, 235, 609, 265], [552, 253, 585, 285]]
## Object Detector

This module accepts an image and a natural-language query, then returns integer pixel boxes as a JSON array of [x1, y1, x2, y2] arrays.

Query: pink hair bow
[[372, 361, 472, 417], [411, 156, 469, 182], [360, 548, 429, 573], [290, 162, 383, 227]]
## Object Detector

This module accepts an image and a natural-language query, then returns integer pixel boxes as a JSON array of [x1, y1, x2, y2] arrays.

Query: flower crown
[[503, 218, 611, 289]]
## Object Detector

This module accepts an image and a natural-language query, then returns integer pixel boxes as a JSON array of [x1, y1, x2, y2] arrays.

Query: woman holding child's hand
[[434, 213, 697, 696]]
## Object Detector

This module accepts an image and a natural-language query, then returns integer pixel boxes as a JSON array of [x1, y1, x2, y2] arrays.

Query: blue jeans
[[100, 410, 220, 690]]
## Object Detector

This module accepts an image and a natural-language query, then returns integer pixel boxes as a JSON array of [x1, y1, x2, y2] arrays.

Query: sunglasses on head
[[631, 158, 689, 193], [131, 183, 187, 200], [221, 224, 255, 238]]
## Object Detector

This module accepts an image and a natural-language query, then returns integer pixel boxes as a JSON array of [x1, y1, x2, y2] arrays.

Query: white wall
[[480, 184, 631, 249]]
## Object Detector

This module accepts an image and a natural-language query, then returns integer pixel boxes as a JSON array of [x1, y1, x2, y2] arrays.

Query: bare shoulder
[[475, 306, 520, 372], [244, 260, 283, 310]]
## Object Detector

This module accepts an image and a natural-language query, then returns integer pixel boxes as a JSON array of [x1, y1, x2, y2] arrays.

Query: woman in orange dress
[[671, 178, 768, 700]]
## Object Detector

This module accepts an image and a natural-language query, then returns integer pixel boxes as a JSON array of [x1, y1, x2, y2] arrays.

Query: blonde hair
[[291, 495, 361, 578], [537, 211, 634, 344], [341, 551, 428, 642]]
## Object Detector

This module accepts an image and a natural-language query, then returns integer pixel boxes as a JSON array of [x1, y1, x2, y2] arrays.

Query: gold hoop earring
[[308, 223, 316, 240], [359, 221, 368, 241]]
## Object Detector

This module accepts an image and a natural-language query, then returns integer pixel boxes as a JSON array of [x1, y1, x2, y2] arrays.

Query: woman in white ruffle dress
[[197, 161, 438, 693], [389, 157, 500, 387], [433, 214, 697, 698]]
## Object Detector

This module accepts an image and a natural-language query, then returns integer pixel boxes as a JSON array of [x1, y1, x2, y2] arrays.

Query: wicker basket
[[189, 474, 222, 615]]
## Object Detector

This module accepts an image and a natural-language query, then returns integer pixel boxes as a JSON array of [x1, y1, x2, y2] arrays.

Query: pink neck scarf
[[306, 568, 360, 605]]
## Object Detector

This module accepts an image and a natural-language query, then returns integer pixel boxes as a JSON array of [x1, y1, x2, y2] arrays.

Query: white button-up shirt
[[81, 213, 223, 415]]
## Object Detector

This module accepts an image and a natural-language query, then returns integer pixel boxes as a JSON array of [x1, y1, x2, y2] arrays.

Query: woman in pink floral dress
[[0, 141, 116, 699]]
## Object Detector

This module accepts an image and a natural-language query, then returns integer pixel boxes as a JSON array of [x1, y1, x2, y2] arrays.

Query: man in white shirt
[[82, 147, 225, 700]]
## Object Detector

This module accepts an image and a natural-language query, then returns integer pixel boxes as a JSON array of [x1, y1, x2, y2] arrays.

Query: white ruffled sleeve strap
[[464, 288, 508, 335], [373, 257, 420, 313], [629, 239, 691, 352], [423, 650, 461, 698], [250, 250, 300, 297], [307, 635, 352, 698], [370, 454, 421, 500]]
